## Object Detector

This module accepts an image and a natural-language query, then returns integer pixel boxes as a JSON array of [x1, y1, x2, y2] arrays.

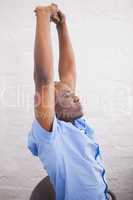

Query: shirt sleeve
[[27, 129, 39, 156], [27, 115, 58, 156]]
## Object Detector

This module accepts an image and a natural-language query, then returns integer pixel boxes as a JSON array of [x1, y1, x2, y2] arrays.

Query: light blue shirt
[[27, 115, 109, 200]]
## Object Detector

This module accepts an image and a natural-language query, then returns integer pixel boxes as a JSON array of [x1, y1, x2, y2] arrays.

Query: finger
[[53, 12, 60, 21], [51, 16, 59, 24], [51, 3, 58, 7], [57, 10, 65, 22], [58, 10, 64, 17], [51, 3, 59, 12]]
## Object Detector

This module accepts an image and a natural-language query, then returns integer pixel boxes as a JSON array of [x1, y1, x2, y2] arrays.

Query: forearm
[[57, 21, 76, 76], [34, 10, 54, 87]]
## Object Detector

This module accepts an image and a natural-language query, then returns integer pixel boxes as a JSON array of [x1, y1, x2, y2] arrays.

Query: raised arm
[[56, 11, 76, 91], [33, 4, 59, 132]]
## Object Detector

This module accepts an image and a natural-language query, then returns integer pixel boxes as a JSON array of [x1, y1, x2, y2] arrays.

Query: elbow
[[34, 68, 53, 85]]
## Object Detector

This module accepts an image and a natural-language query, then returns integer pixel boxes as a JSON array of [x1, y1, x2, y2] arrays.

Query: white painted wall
[[0, 0, 133, 199]]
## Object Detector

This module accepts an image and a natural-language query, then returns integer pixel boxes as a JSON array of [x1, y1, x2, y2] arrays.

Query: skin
[[33, 5, 116, 199], [55, 81, 83, 122], [34, 3, 83, 132]]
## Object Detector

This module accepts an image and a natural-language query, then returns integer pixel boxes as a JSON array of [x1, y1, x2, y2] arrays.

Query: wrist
[[34, 7, 51, 19], [56, 20, 67, 31]]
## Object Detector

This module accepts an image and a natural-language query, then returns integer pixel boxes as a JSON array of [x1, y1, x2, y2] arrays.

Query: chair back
[[29, 176, 55, 200], [30, 176, 116, 200]]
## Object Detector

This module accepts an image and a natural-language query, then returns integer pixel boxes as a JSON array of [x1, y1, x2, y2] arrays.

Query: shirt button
[[80, 129, 84, 134]]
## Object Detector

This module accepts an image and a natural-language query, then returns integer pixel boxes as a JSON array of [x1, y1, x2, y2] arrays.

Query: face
[[55, 82, 83, 122]]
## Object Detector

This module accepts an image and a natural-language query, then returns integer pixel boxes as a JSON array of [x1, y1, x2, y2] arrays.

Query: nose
[[73, 96, 80, 103]]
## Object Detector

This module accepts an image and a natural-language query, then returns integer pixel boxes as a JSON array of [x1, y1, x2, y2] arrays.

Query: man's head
[[54, 81, 83, 122]]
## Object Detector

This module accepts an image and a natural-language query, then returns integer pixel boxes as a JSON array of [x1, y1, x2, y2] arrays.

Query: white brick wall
[[0, 0, 133, 199]]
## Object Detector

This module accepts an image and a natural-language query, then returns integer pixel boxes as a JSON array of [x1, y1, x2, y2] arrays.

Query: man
[[27, 3, 110, 200]]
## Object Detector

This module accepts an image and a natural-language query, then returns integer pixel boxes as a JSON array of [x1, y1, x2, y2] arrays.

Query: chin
[[56, 112, 83, 122], [56, 105, 84, 122], [73, 112, 84, 120], [69, 108, 84, 121]]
